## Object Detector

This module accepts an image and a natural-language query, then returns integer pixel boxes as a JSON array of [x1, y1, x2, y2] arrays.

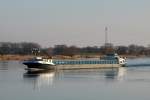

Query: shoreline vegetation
[[0, 54, 148, 61], [0, 42, 150, 61]]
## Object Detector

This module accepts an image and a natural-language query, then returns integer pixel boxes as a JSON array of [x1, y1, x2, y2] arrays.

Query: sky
[[0, 0, 150, 47]]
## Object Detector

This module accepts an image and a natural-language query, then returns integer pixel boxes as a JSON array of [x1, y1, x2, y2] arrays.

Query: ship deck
[[53, 59, 120, 70], [53, 59, 119, 65]]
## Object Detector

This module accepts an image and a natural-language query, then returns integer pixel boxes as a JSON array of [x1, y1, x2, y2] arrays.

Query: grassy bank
[[0, 55, 34, 61], [0, 54, 148, 61], [0, 55, 99, 61]]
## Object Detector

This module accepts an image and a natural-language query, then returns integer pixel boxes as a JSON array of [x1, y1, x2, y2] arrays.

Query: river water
[[0, 58, 150, 100]]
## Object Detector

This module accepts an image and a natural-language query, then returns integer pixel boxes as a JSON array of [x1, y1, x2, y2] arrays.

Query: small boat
[[23, 56, 55, 70]]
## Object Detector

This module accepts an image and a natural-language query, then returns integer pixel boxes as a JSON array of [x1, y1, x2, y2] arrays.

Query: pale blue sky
[[0, 0, 150, 47]]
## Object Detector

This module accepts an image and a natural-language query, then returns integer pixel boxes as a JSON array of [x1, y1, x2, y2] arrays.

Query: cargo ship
[[53, 53, 127, 70], [23, 53, 126, 70]]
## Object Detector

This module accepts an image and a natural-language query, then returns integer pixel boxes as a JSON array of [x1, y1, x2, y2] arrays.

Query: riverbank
[[0, 54, 148, 61], [0, 55, 34, 61]]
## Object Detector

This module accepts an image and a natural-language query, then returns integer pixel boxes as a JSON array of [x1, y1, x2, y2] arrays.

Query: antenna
[[32, 48, 40, 56]]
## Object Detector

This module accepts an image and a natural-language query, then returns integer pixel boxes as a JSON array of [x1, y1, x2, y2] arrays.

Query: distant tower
[[104, 27, 114, 54], [105, 27, 108, 46]]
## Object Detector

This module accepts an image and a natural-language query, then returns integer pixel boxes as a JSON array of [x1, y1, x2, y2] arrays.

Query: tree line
[[0, 42, 150, 56]]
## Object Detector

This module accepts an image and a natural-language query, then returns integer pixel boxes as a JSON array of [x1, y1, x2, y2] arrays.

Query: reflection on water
[[23, 68, 126, 90], [23, 70, 55, 90], [117, 67, 126, 80], [56, 67, 126, 81], [0, 61, 9, 70], [105, 67, 126, 81]]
